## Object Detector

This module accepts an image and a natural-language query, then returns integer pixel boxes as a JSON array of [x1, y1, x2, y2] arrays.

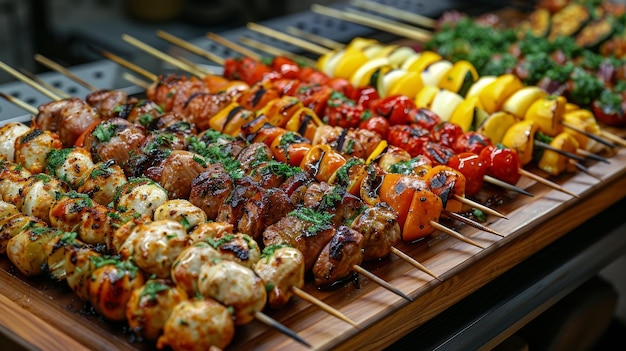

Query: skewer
[[454, 194, 508, 219], [18, 68, 70, 99], [350, 0, 438, 29], [430, 221, 485, 249], [518, 169, 579, 198], [251, 311, 313, 347], [534, 140, 586, 163], [482, 175, 533, 198], [246, 22, 330, 56], [121, 34, 206, 78], [388, 247, 442, 281], [0, 91, 39, 115], [237, 37, 317, 66], [600, 130, 626, 148], [0, 60, 62, 100], [442, 210, 504, 237], [176, 55, 215, 76], [34, 54, 98, 92], [310, 4, 432, 42], [573, 162, 603, 182], [100, 49, 158, 82], [351, 265, 412, 302], [561, 121, 616, 149], [157, 30, 225, 66], [575, 148, 610, 164], [286, 26, 345, 50], [122, 72, 151, 90], [291, 287, 359, 327], [207, 32, 262, 61]]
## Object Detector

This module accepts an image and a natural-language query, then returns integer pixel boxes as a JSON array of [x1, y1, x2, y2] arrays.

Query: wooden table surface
[[1, 135, 625, 351]]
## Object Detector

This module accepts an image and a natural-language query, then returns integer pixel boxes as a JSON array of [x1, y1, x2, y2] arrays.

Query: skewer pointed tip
[[254, 311, 311, 348], [388, 247, 442, 281], [518, 169, 579, 198], [430, 221, 486, 249], [352, 265, 413, 302], [453, 193, 509, 219], [442, 210, 505, 238], [291, 287, 359, 328]]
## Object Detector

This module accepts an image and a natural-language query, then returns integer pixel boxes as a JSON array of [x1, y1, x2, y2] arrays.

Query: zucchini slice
[[575, 17, 614, 49], [548, 3, 590, 41], [519, 8, 551, 38]]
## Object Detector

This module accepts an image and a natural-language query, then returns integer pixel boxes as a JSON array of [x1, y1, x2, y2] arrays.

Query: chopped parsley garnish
[[93, 123, 116, 142], [139, 280, 170, 302], [207, 233, 236, 249], [46, 148, 73, 175], [288, 207, 334, 237]]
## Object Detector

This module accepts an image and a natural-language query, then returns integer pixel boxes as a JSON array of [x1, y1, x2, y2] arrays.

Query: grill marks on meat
[[313, 226, 364, 287], [83, 118, 146, 166], [85, 90, 128, 120], [36, 98, 101, 147]]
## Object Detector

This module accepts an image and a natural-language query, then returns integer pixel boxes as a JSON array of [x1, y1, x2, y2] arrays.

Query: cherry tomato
[[591, 97, 626, 127], [271, 56, 301, 80], [352, 86, 380, 109], [447, 152, 486, 197], [271, 79, 300, 97], [359, 114, 390, 139], [452, 131, 493, 155], [327, 78, 355, 100], [325, 94, 364, 129], [387, 124, 430, 157], [420, 141, 456, 166], [479, 145, 522, 185], [408, 108, 441, 131], [372, 95, 416, 126], [222, 58, 239, 80], [295, 84, 333, 117], [235, 57, 280, 85], [432, 122, 463, 148], [298, 67, 330, 85]]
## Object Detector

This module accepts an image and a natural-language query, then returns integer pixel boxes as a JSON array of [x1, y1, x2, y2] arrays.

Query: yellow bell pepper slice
[[387, 70, 424, 100], [349, 57, 391, 88], [524, 95, 566, 137], [538, 132, 580, 176], [438, 60, 478, 97], [404, 51, 442, 74], [479, 74, 524, 114], [414, 85, 440, 110], [502, 86, 548, 120], [476, 111, 518, 144], [502, 120, 540, 166], [449, 95, 484, 132], [333, 49, 369, 79]]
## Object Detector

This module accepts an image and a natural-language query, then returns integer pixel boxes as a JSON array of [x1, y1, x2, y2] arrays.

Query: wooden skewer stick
[[290, 287, 359, 328], [311, 4, 432, 43], [518, 169, 579, 198], [600, 130, 626, 148], [207, 32, 262, 61], [483, 175, 534, 197], [122, 72, 151, 90], [453, 194, 508, 219], [430, 221, 485, 249], [100, 49, 158, 82], [575, 148, 610, 164], [247, 22, 330, 56], [534, 140, 586, 163], [350, 0, 437, 29], [18, 68, 70, 99], [286, 26, 345, 50], [34, 54, 98, 92], [388, 247, 442, 281], [253, 311, 311, 348], [442, 210, 504, 237], [0, 91, 39, 115], [122, 34, 206, 78], [175, 55, 215, 76], [0, 60, 62, 101], [351, 265, 413, 302], [238, 37, 317, 66], [157, 30, 225, 66], [561, 121, 615, 149]]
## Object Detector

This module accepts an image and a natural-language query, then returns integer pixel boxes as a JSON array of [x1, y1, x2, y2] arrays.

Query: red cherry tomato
[[387, 124, 430, 157], [359, 114, 390, 139], [327, 78, 355, 100], [352, 86, 380, 109], [452, 131, 493, 155], [408, 108, 441, 130], [271, 56, 301, 80], [447, 152, 486, 197], [432, 122, 463, 148], [325, 93, 364, 129], [479, 145, 522, 185], [420, 141, 456, 166], [295, 84, 333, 117], [372, 95, 416, 126], [591, 98, 626, 127], [298, 67, 330, 85]]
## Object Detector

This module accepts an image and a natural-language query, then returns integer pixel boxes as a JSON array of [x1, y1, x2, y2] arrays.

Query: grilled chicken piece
[[76, 160, 127, 207], [207, 232, 261, 269], [254, 245, 305, 309], [146, 75, 211, 113], [85, 89, 128, 119], [64, 246, 101, 301], [88, 255, 146, 321], [49, 192, 116, 245], [237, 186, 296, 240], [303, 182, 366, 228], [0, 160, 32, 205], [112, 177, 168, 218], [189, 163, 234, 220], [82, 118, 146, 167], [36, 98, 101, 147], [18, 174, 69, 224], [183, 92, 233, 131], [121, 219, 191, 278], [189, 221, 234, 244], [7, 223, 60, 277], [215, 177, 263, 227], [153, 199, 207, 231], [42, 231, 85, 281], [126, 278, 188, 341], [0, 200, 19, 218], [171, 242, 221, 296], [313, 225, 364, 287], [263, 213, 335, 272], [198, 260, 266, 325], [156, 298, 235, 351], [14, 128, 63, 174], [46, 147, 94, 188], [352, 202, 401, 261], [0, 122, 30, 162], [0, 214, 44, 254], [125, 130, 186, 179], [122, 99, 164, 127]]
